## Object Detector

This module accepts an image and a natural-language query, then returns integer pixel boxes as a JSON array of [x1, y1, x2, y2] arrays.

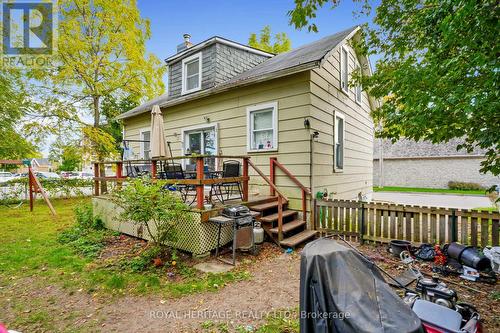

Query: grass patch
[[0, 197, 253, 331], [255, 308, 299, 333], [472, 206, 499, 212], [373, 186, 487, 195]]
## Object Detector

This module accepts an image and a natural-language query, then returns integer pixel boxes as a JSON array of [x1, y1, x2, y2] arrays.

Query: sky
[[138, 0, 378, 69]]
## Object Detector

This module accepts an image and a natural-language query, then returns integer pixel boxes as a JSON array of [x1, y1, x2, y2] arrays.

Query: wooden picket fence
[[313, 199, 500, 247]]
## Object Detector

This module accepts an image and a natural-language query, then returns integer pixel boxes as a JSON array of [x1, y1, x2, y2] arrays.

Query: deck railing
[[93, 155, 250, 210]]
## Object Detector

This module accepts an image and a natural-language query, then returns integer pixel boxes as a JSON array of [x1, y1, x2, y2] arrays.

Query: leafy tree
[[249, 25, 292, 54], [288, 0, 500, 176], [50, 142, 82, 171], [0, 70, 37, 160], [32, 0, 165, 163], [101, 95, 140, 151]]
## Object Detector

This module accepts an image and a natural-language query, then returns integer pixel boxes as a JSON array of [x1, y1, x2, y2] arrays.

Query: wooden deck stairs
[[246, 196, 316, 248]]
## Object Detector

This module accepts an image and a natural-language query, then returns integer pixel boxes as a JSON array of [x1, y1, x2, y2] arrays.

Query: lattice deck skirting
[[92, 197, 233, 255]]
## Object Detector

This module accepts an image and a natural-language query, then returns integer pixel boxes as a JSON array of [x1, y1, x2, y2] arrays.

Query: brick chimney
[[176, 34, 193, 53]]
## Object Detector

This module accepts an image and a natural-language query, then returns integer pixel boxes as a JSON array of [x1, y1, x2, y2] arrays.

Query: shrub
[[5, 178, 93, 198], [58, 203, 108, 257], [448, 181, 485, 191], [112, 178, 192, 255], [74, 203, 104, 230]]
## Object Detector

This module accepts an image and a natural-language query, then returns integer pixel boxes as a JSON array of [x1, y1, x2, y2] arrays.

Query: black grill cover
[[299, 238, 424, 333]]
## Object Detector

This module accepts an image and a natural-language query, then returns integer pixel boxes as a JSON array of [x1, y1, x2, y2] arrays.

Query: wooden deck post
[[270, 157, 276, 196], [277, 195, 283, 241], [116, 161, 123, 178], [93, 163, 100, 196], [242, 157, 249, 202], [196, 157, 204, 209], [151, 160, 157, 179], [302, 189, 307, 221]]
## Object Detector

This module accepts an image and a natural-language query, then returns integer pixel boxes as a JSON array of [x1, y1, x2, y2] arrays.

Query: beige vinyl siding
[[123, 42, 374, 209], [309, 43, 374, 199], [123, 72, 312, 209]]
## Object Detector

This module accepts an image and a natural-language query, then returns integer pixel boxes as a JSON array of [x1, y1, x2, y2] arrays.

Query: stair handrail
[[247, 159, 288, 201], [247, 159, 287, 241], [270, 158, 311, 195], [270, 157, 311, 223]]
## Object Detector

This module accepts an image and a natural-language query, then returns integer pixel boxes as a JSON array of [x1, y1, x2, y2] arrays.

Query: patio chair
[[163, 163, 197, 205], [212, 160, 242, 204]]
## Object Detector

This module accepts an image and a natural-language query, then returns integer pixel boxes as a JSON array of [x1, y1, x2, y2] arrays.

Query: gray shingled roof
[[117, 26, 359, 120], [223, 26, 359, 86]]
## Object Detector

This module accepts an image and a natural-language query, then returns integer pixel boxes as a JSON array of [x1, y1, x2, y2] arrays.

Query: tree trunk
[[93, 95, 108, 194]]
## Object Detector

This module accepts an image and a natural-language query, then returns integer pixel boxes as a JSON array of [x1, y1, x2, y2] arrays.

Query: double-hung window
[[247, 102, 278, 152], [334, 112, 345, 171], [181, 52, 202, 95], [340, 45, 349, 94]]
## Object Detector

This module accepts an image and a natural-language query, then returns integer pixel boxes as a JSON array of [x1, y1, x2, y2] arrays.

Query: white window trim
[[333, 112, 345, 172], [246, 102, 278, 153], [139, 127, 151, 159], [340, 45, 349, 95], [355, 65, 362, 105], [181, 123, 219, 168], [181, 52, 202, 95]]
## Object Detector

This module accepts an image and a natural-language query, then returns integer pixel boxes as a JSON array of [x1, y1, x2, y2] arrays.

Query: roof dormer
[[166, 35, 273, 99]]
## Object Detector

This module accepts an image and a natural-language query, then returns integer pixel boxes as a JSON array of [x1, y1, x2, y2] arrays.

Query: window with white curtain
[[247, 102, 278, 152], [334, 113, 345, 171], [340, 46, 349, 94], [181, 52, 202, 94]]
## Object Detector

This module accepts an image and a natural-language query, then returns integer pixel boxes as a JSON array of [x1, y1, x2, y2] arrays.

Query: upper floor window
[[340, 46, 349, 94], [334, 112, 345, 171], [181, 52, 202, 95], [247, 102, 278, 152]]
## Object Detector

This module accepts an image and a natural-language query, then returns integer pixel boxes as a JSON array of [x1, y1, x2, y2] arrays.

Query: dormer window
[[181, 52, 202, 95]]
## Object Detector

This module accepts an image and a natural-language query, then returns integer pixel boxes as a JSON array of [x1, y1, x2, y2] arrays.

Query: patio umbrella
[[150, 105, 169, 159]]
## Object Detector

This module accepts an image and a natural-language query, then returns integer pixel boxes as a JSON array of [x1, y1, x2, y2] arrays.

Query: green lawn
[[0, 198, 250, 296], [373, 186, 487, 195], [0, 198, 252, 331]]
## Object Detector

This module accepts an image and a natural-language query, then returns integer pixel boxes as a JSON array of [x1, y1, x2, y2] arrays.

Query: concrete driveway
[[372, 191, 495, 210]]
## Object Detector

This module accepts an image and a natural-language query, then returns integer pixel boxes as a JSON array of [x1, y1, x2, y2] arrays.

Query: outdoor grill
[[222, 205, 253, 226], [209, 205, 255, 265]]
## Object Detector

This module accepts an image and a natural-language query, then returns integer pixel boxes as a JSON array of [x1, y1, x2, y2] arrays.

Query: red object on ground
[[434, 245, 447, 266], [0, 323, 8, 333]]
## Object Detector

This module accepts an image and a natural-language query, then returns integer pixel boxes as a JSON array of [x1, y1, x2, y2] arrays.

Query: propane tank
[[253, 222, 264, 244]]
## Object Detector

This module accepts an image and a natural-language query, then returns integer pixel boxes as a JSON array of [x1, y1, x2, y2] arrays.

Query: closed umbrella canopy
[[150, 105, 169, 159]]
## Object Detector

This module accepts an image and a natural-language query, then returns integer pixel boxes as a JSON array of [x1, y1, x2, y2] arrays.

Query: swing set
[[0, 159, 56, 215]]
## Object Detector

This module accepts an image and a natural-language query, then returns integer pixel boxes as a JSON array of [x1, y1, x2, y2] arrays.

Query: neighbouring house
[[374, 138, 500, 189], [17, 158, 54, 173], [94, 26, 376, 254], [117, 26, 375, 204]]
